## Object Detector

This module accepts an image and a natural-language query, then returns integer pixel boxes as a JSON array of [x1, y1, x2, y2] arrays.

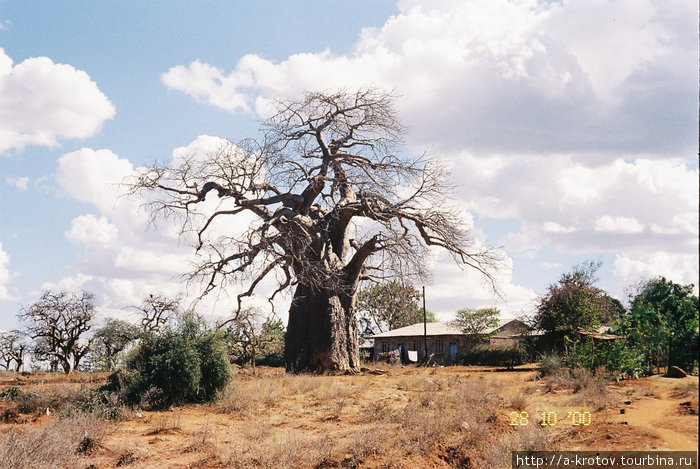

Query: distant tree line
[[0, 290, 285, 374]]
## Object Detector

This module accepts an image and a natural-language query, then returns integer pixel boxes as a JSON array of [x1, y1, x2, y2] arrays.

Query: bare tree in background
[[91, 318, 140, 371], [131, 294, 182, 334], [0, 330, 27, 372], [20, 290, 96, 373], [129, 88, 503, 372], [224, 307, 283, 373]]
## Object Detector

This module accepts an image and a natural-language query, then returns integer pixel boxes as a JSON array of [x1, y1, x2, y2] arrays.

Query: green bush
[[538, 352, 563, 377], [121, 313, 231, 408], [459, 346, 527, 368], [566, 340, 646, 379]]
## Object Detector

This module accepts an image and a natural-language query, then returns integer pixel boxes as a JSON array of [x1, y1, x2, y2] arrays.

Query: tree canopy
[[451, 307, 500, 339], [534, 261, 623, 351], [621, 277, 698, 372], [19, 290, 96, 373], [356, 281, 435, 338]]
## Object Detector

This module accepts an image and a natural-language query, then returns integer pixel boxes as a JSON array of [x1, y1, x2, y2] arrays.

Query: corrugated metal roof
[[369, 319, 531, 339], [369, 322, 461, 338]]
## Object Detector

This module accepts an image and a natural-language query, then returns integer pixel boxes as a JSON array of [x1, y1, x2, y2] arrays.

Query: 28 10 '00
[[509, 411, 592, 427]]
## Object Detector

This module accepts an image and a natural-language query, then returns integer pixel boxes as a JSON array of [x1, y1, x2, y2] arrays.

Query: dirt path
[[610, 376, 698, 450]]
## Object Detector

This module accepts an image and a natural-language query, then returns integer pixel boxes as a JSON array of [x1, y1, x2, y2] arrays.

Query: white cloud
[[65, 214, 119, 248], [453, 154, 698, 254], [161, 0, 696, 156], [594, 215, 645, 234], [52, 137, 274, 321], [426, 249, 537, 320], [5, 176, 28, 190], [0, 241, 16, 301], [0, 49, 115, 155], [56, 148, 132, 211], [542, 222, 577, 234], [613, 252, 699, 292]]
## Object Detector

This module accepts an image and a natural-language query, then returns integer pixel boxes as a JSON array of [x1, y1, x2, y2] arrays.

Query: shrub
[[538, 352, 563, 376], [121, 313, 231, 408], [460, 346, 527, 368], [566, 340, 646, 379]]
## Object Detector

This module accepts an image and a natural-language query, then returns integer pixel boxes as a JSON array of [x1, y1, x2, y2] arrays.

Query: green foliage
[[451, 307, 500, 338], [459, 346, 527, 368], [257, 319, 285, 366], [90, 319, 140, 371], [356, 281, 435, 337], [0, 386, 21, 401], [123, 313, 230, 408], [620, 277, 699, 372], [538, 352, 562, 376], [566, 340, 645, 379], [535, 261, 622, 351], [225, 311, 286, 369]]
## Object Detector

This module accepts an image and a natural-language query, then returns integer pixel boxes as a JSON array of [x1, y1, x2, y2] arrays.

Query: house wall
[[489, 320, 529, 348], [373, 334, 470, 363], [374, 321, 532, 363]]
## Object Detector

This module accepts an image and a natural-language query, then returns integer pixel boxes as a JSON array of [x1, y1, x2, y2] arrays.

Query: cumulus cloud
[[594, 216, 645, 234], [5, 176, 28, 190], [65, 214, 119, 248], [52, 137, 281, 320], [0, 48, 115, 155], [614, 252, 699, 291], [426, 249, 537, 320], [452, 155, 698, 254], [56, 148, 132, 211], [159, 0, 698, 293], [0, 241, 16, 301], [161, 0, 696, 156]]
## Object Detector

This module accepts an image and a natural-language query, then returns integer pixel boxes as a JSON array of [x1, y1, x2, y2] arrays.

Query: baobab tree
[[20, 290, 95, 373], [130, 88, 502, 372], [0, 330, 27, 372]]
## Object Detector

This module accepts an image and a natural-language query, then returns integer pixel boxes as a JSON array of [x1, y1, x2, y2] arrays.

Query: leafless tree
[[129, 88, 503, 372], [20, 290, 96, 373], [0, 330, 27, 372], [224, 307, 282, 373], [130, 294, 182, 334], [91, 318, 140, 371]]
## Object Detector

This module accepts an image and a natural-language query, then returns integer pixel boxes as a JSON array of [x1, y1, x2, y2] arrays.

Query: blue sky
[[0, 0, 697, 330]]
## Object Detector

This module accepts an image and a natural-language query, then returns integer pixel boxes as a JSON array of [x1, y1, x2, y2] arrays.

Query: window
[[382, 341, 390, 353], [412, 340, 421, 352], [435, 339, 444, 353]]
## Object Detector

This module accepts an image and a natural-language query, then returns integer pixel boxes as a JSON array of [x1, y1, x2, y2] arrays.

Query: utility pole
[[423, 286, 428, 360]]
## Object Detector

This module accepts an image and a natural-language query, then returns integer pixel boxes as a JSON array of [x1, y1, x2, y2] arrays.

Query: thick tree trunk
[[285, 284, 360, 373]]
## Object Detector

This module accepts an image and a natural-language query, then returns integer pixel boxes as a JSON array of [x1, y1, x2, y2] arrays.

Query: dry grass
[[1, 367, 692, 468], [0, 413, 107, 469], [671, 380, 698, 398]]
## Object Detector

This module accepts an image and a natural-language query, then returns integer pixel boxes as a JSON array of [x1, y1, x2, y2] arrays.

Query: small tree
[[131, 294, 181, 334], [621, 277, 698, 372], [225, 308, 284, 372], [534, 261, 622, 352], [451, 307, 500, 345], [258, 318, 285, 366], [20, 290, 96, 373], [91, 319, 140, 371], [0, 330, 27, 372], [356, 281, 435, 338], [124, 312, 230, 407]]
